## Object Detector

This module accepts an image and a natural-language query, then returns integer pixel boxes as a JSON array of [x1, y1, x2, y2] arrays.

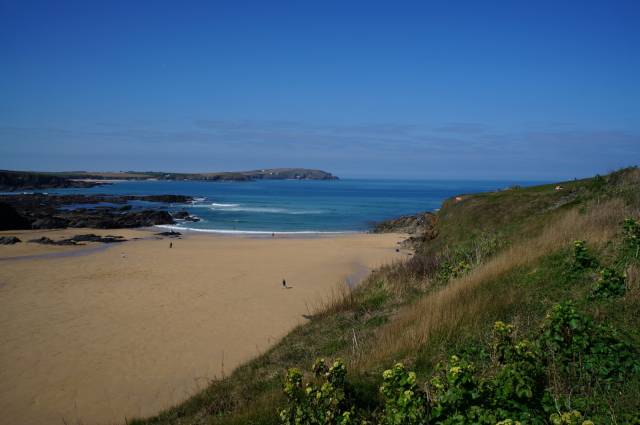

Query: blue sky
[[1, 0, 638, 179]]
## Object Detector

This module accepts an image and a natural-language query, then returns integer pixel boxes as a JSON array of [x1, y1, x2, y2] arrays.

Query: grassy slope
[[132, 168, 640, 425]]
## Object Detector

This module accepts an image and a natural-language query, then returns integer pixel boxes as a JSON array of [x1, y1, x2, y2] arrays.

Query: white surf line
[[155, 225, 360, 236]]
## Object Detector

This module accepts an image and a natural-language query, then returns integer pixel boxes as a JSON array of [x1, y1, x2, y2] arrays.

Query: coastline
[[0, 227, 407, 425], [155, 224, 361, 236]]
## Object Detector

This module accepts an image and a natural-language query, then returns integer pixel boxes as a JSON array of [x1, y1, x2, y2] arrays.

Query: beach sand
[[0, 228, 406, 425]]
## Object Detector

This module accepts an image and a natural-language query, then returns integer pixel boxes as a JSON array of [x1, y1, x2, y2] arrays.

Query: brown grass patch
[[356, 199, 630, 369]]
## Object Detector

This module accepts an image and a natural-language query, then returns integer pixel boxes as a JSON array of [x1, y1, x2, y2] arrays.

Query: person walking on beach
[[282, 279, 287, 288], [169, 242, 173, 248]]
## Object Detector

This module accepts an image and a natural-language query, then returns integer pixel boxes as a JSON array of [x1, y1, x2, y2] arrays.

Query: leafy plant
[[571, 240, 598, 271], [429, 355, 492, 424], [549, 410, 594, 425], [492, 321, 515, 364], [379, 363, 428, 425], [539, 300, 639, 412], [592, 267, 626, 298], [622, 217, 640, 260], [280, 359, 356, 425], [279, 304, 638, 425]]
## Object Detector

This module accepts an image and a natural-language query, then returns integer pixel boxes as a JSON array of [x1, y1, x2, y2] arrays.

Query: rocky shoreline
[[0, 194, 195, 231], [372, 211, 438, 249]]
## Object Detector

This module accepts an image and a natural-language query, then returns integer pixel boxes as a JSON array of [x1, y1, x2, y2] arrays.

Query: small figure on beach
[[169, 242, 173, 248], [272, 232, 275, 238], [282, 279, 287, 288]]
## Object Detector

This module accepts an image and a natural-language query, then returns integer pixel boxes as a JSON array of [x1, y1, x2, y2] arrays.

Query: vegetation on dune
[[132, 167, 640, 425]]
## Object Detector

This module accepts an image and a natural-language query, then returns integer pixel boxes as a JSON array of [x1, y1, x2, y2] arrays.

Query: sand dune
[[0, 228, 406, 425]]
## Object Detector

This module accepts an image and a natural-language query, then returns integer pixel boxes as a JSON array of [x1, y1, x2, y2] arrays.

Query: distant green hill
[[0, 168, 338, 190], [133, 167, 640, 425]]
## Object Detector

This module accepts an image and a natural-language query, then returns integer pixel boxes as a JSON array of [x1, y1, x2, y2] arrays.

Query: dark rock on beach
[[156, 231, 182, 237], [171, 210, 200, 222], [0, 194, 188, 231], [29, 236, 78, 245], [69, 234, 126, 243], [142, 195, 192, 203], [31, 216, 70, 229], [373, 212, 437, 236], [0, 236, 21, 244], [372, 212, 438, 249], [171, 210, 190, 219], [28, 234, 127, 245], [0, 202, 32, 230], [52, 209, 175, 229]]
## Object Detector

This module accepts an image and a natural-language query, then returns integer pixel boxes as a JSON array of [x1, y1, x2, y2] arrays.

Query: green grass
[[131, 167, 640, 425]]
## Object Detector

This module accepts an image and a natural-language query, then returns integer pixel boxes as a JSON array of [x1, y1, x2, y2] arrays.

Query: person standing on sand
[[170, 242, 173, 248], [282, 279, 286, 288]]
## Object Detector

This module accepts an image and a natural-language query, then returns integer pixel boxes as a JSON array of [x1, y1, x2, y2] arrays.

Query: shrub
[[492, 321, 515, 364], [622, 218, 640, 260], [539, 302, 591, 362], [491, 339, 544, 418], [379, 363, 428, 425], [540, 301, 639, 393], [549, 410, 594, 425], [279, 359, 356, 425], [429, 355, 491, 424], [592, 267, 626, 298], [571, 240, 598, 271], [279, 306, 638, 424]]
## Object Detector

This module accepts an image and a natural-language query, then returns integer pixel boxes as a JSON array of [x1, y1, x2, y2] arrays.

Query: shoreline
[[156, 224, 362, 236], [0, 227, 407, 425]]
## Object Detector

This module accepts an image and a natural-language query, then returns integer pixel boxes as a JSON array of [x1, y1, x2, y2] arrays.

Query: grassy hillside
[[133, 167, 640, 425]]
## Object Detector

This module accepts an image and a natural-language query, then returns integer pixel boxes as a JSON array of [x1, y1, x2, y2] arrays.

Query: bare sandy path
[[0, 229, 406, 425]]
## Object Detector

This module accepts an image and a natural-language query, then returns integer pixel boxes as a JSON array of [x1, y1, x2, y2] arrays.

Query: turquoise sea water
[[52, 179, 543, 233]]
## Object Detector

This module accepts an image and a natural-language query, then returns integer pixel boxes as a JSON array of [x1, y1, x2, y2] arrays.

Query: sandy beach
[[0, 228, 406, 425]]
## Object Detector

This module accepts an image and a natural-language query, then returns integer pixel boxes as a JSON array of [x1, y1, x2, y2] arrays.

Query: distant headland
[[0, 168, 338, 191]]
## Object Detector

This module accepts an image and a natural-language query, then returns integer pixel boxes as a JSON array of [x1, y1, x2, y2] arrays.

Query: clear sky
[[1, 0, 638, 179]]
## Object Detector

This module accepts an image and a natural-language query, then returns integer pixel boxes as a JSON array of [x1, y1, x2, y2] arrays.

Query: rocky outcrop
[[171, 210, 200, 222], [0, 194, 185, 230], [29, 236, 78, 245], [28, 234, 126, 245], [0, 202, 32, 230], [373, 212, 437, 235], [0, 236, 21, 244], [156, 231, 181, 238], [372, 212, 438, 249], [52, 209, 174, 229], [68, 234, 126, 243], [0, 193, 191, 208]]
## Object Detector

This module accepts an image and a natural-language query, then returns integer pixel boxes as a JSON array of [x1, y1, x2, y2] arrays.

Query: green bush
[[592, 267, 626, 298], [540, 301, 639, 393], [279, 359, 356, 425], [492, 321, 514, 364], [571, 240, 598, 271], [622, 217, 640, 260], [280, 305, 637, 424], [379, 363, 428, 425], [549, 410, 593, 425]]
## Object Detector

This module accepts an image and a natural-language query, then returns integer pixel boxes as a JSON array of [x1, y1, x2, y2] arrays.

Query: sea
[[47, 179, 543, 234]]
